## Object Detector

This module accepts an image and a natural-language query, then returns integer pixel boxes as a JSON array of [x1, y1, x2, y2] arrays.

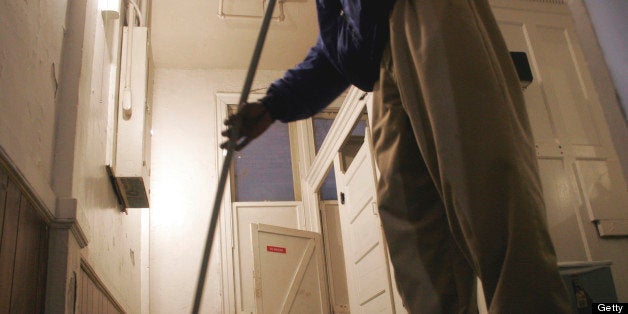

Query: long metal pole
[[192, 0, 277, 312]]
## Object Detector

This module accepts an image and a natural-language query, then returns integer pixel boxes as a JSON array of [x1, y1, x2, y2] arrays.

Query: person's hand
[[220, 101, 275, 151]]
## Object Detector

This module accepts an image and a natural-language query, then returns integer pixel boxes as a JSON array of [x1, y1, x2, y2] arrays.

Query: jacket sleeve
[[261, 37, 350, 123]]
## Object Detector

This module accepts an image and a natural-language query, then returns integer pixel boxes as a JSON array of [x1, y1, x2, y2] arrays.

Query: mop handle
[[192, 0, 277, 312]]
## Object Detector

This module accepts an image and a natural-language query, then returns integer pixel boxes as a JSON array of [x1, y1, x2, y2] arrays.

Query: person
[[222, 0, 571, 312]]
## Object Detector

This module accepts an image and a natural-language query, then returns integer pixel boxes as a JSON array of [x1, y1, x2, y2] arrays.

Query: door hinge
[[340, 192, 345, 205]]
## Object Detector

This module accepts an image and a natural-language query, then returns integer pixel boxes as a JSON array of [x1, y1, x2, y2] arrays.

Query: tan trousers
[[371, 0, 571, 313]]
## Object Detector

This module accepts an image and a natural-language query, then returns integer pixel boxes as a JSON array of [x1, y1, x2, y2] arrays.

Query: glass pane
[[313, 116, 366, 200], [234, 122, 295, 202], [313, 117, 366, 153], [320, 167, 337, 201], [313, 118, 334, 153], [351, 120, 366, 137], [313, 117, 336, 200], [339, 119, 367, 172]]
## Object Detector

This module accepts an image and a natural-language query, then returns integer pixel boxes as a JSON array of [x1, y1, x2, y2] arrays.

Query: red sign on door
[[267, 246, 287, 254]]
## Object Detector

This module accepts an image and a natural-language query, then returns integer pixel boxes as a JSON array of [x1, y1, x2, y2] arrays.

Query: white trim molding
[[597, 220, 628, 237], [306, 88, 367, 190], [215, 92, 265, 314], [303, 87, 368, 240], [51, 198, 90, 248]]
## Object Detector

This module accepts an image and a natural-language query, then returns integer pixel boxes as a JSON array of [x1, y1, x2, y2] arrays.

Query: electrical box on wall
[[110, 26, 151, 210]]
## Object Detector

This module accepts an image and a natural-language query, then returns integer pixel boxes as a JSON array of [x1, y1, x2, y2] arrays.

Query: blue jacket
[[262, 0, 396, 122]]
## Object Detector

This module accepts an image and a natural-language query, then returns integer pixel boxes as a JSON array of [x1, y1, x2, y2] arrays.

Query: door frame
[[303, 88, 368, 226], [302, 88, 406, 312], [215, 92, 263, 313], [215, 93, 311, 313]]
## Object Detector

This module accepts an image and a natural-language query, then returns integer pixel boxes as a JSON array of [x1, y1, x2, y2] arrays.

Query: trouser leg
[[372, 0, 571, 312], [372, 46, 477, 314]]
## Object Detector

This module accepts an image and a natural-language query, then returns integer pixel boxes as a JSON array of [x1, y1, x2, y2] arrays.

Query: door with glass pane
[[218, 98, 310, 313], [333, 128, 400, 313]]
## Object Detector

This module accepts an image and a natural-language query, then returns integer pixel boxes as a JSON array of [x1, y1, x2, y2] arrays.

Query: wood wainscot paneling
[[78, 259, 126, 314], [0, 165, 49, 313]]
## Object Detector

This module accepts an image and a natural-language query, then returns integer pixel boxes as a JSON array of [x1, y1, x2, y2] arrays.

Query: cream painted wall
[[567, 0, 628, 184], [583, 0, 628, 117], [73, 1, 143, 311], [1, 0, 143, 312], [150, 68, 283, 313], [0, 0, 65, 210]]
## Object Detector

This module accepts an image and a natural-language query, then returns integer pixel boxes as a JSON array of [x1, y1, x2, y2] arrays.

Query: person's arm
[[221, 37, 349, 150], [261, 37, 350, 123]]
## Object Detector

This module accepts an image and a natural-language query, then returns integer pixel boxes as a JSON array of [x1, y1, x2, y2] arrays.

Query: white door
[[333, 132, 401, 313], [491, 3, 628, 253], [488, 0, 628, 301], [251, 224, 329, 314]]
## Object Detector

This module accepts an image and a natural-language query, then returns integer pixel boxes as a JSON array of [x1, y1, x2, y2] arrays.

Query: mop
[[192, 0, 277, 312]]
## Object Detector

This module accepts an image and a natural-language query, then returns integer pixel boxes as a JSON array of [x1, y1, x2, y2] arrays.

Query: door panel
[[251, 224, 328, 314], [498, 21, 560, 148], [537, 158, 588, 261], [535, 25, 601, 147], [573, 160, 628, 221]]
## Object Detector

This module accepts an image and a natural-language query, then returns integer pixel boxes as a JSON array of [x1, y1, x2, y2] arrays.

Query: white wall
[[0, 0, 65, 210], [73, 2, 143, 311], [567, 0, 628, 184], [1, 0, 143, 312], [150, 68, 283, 313], [583, 0, 628, 117]]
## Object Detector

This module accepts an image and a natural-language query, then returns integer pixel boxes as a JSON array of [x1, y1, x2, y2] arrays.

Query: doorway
[[309, 96, 405, 313], [311, 111, 369, 313]]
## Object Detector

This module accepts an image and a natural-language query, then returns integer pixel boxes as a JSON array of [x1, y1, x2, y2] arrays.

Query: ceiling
[[149, 0, 319, 71]]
